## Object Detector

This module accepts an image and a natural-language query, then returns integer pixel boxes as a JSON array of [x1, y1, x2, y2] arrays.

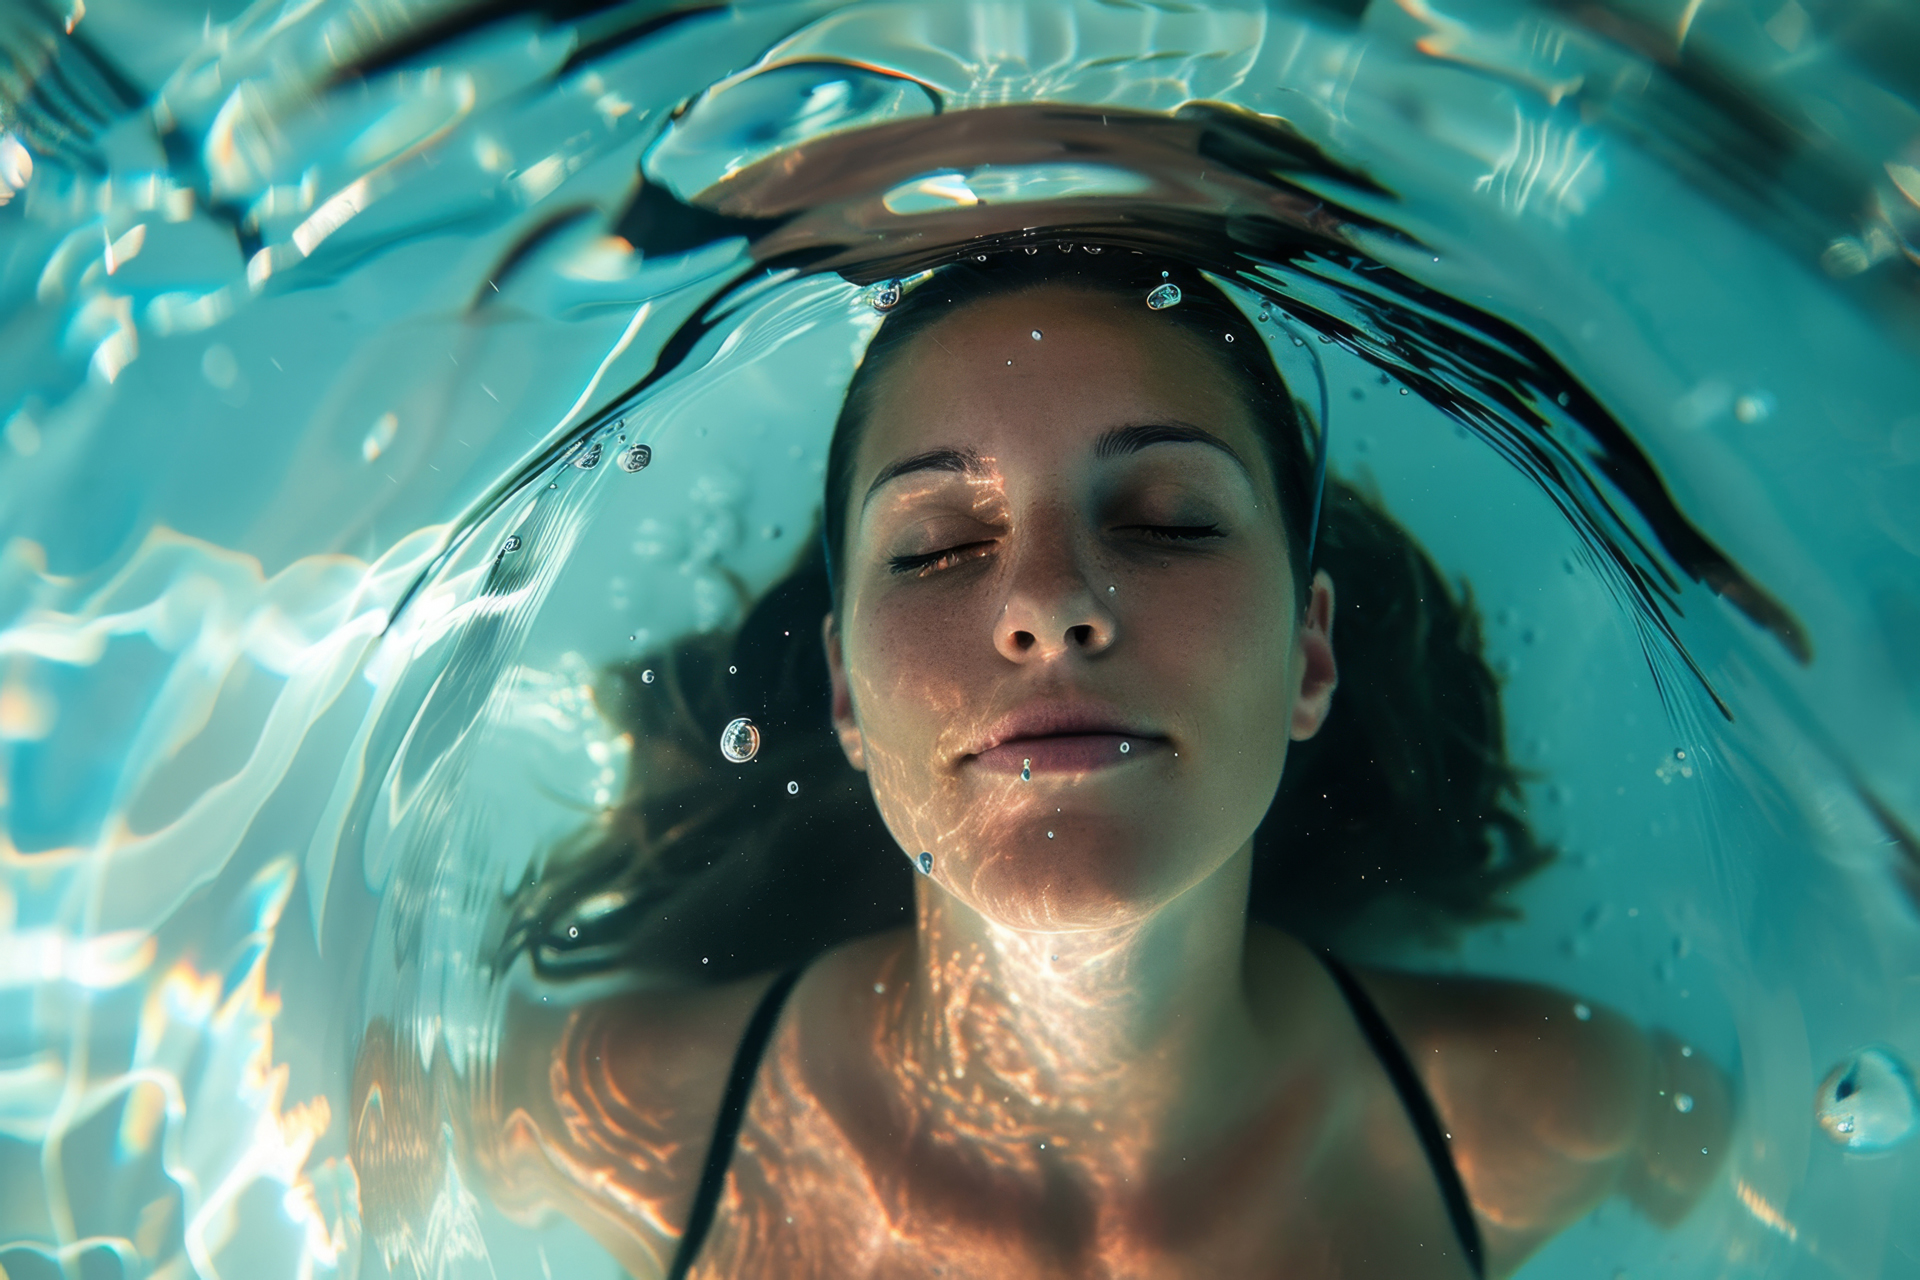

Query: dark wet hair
[[500, 256, 1553, 980]]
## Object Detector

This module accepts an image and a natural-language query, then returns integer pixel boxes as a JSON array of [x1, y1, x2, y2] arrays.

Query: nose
[[993, 518, 1116, 663]]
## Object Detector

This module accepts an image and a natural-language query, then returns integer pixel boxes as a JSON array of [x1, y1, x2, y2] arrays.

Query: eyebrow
[[861, 446, 991, 510], [1094, 422, 1253, 479], [860, 422, 1252, 511]]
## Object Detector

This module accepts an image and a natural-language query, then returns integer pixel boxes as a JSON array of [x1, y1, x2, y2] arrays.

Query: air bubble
[[918, 851, 933, 874], [568, 925, 578, 938], [1816, 1047, 1919, 1152], [720, 717, 760, 764], [865, 279, 903, 311], [619, 443, 652, 472], [573, 441, 602, 469], [1674, 1092, 1694, 1114], [1047, 831, 1054, 839], [1021, 759, 1031, 782], [728, 665, 737, 674], [1573, 1002, 1592, 1021], [1119, 741, 1131, 754], [1145, 283, 1182, 310], [500, 534, 522, 555], [1083, 245, 1103, 254], [787, 781, 799, 795], [1031, 329, 1043, 340], [641, 669, 655, 684], [1223, 333, 1234, 343], [1024, 246, 1039, 255], [1399, 387, 1409, 395], [1734, 392, 1774, 424]]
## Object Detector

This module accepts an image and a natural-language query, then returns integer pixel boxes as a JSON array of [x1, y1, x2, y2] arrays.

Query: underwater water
[[2, 0, 1919, 1275]]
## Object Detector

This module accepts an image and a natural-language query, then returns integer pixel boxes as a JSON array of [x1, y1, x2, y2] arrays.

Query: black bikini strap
[[1318, 951, 1486, 1279], [667, 964, 805, 1280]]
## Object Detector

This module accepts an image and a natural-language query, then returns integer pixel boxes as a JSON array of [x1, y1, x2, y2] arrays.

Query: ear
[[822, 611, 867, 771], [1290, 570, 1338, 742]]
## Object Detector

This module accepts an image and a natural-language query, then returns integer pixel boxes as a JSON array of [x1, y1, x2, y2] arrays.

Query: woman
[[353, 251, 1729, 1279]]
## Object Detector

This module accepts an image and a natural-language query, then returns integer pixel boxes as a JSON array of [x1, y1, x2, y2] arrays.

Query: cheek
[[1136, 561, 1297, 758]]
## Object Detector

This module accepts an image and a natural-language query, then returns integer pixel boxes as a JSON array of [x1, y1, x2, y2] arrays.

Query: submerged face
[[825, 284, 1336, 931]]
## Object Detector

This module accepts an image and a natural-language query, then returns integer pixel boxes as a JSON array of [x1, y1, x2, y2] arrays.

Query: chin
[[943, 823, 1196, 932]]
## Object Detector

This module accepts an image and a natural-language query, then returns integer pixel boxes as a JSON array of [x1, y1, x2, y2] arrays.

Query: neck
[[875, 842, 1276, 1177]]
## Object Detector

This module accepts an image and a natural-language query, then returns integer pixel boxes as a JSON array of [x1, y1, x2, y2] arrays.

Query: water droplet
[[1681, 1045, 1694, 1058], [1047, 831, 1054, 839], [1145, 283, 1182, 310], [702, 956, 709, 964], [1258, 310, 1271, 322], [1573, 1002, 1592, 1021], [1734, 391, 1774, 424], [1083, 245, 1102, 254], [1674, 1092, 1694, 1114], [1020, 759, 1031, 782], [641, 669, 655, 684], [918, 851, 933, 874], [1556, 392, 1570, 407], [786, 780, 799, 795], [1160, 270, 1169, 278], [1816, 1047, 1919, 1151], [1292, 337, 1304, 346], [975, 254, 988, 262], [573, 441, 602, 469], [500, 534, 523, 555], [865, 278, 903, 311], [619, 443, 652, 472], [728, 665, 737, 674], [1223, 332, 1234, 343], [1399, 387, 1409, 395], [1031, 329, 1043, 340], [568, 925, 579, 938], [720, 717, 760, 764], [1119, 741, 1131, 754], [1675, 748, 1687, 760]]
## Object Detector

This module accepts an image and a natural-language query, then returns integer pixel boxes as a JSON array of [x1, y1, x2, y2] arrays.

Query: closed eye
[[888, 540, 995, 577], [1125, 524, 1225, 541]]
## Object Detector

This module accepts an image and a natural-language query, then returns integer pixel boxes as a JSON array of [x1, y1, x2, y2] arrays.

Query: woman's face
[[826, 284, 1336, 931]]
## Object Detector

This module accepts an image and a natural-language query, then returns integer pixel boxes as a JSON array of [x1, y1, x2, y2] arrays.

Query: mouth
[[965, 704, 1166, 776]]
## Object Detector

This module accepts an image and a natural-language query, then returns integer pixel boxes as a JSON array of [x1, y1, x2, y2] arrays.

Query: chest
[[682, 1045, 1478, 1280]]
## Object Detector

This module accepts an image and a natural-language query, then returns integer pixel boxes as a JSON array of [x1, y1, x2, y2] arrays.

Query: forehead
[[857, 284, 1267, 482]]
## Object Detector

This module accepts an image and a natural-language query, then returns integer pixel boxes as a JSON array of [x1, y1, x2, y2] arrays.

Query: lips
[[965, 703, 1164, 775]]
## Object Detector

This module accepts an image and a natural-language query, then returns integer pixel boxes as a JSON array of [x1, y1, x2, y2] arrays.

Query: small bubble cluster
[[573, 441, 602, 469], [720, 717, 760, 764]]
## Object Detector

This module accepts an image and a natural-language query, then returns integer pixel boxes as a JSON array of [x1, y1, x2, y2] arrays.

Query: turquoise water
[[2, 0, 1918, 1276]]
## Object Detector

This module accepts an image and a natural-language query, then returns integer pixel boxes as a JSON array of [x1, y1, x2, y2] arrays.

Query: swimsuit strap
[[666, 963, 806, 1280], [1316, 950, 1487, 1279]]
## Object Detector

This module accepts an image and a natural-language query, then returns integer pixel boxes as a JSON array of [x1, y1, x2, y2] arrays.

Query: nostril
[[1067, 624, 1094, 647], [1012, 630, 1036, 651]]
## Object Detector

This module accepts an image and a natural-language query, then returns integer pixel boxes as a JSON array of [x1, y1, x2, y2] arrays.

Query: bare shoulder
[[1352, 966, 1730, 1276], [352, 965, 792, 1279]]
